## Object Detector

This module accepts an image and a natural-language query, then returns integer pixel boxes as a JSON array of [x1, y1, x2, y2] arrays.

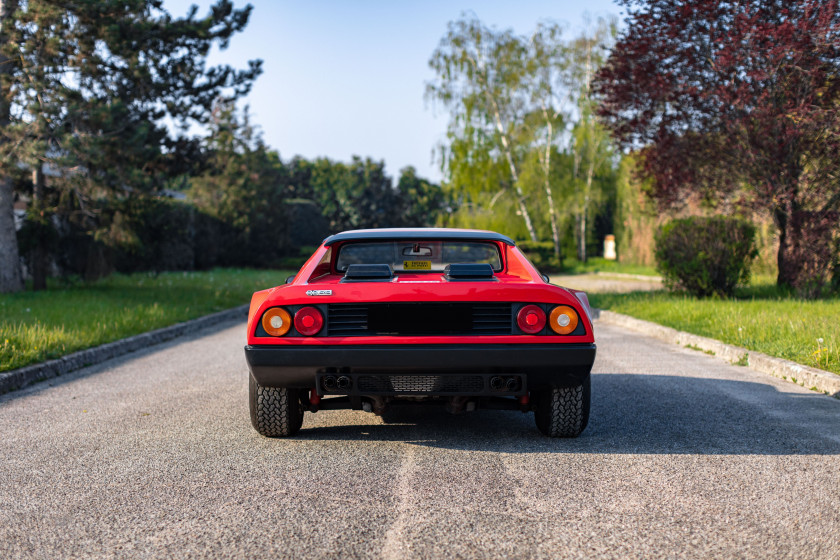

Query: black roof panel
[[323, 228, 516, 246]]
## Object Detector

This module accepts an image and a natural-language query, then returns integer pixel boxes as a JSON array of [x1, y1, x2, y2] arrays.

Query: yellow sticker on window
[[403, 260, 432, 270]]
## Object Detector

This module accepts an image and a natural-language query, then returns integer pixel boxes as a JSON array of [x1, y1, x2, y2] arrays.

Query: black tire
[[534, 376, 590, 438], [249, 375, 304, 437]]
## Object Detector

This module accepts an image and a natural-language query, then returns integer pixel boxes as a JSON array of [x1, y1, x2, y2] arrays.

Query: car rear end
[[244, 229, 596, 438]]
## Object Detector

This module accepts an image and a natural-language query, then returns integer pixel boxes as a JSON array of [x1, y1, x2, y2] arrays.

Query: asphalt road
[[2, 319, 839, 559]]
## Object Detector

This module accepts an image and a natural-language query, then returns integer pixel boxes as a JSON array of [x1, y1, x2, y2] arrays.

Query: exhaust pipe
[[490, 376, 504, 390], [322, 376, 337, 391], [336, 376, 352, 390]]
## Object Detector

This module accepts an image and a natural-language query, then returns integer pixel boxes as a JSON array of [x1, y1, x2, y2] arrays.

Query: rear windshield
[[335, 241, 502, 273]]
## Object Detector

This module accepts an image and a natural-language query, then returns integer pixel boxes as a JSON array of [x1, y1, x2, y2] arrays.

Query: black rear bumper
[[244, 343, 596, 393]]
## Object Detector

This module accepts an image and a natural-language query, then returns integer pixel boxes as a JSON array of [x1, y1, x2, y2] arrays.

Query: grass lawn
[[0, 268, 293, 373], [589, 283, 840, 376], [562, 257, 659, 277]]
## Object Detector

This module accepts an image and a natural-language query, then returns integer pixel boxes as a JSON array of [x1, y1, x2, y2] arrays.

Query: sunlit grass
[[0, 268, 292, 373], [590, 282, 840, 376], [562, 257, 659, 277]]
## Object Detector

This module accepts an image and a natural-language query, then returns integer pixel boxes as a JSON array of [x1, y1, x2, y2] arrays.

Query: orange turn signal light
[[262, 307, 292, 337], [549, 305, 579, 335]]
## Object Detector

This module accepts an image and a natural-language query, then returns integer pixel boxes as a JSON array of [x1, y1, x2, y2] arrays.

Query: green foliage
[[290, 157, 446, 233], [0, 0, 261, 292], [286, 199, 329, 250], [560, 257, 659, 277], [2, 2, 453, 290], [596, 1, 840, 291], [441, 189, 528, 239], [307, 157, 397, 231], [16, 207, 59, 273], [518, 241, 563, 272], [427, 16, 544, 240], [0, 268, 293, 373], [105, 197, 219, 273], [654, 216, 758, 297], [427, 15, 620, 255], [188, 102, 290, 267], [2, 0, 261, 192], [614, 154, 658, 266], [396, 166, 449, 227]]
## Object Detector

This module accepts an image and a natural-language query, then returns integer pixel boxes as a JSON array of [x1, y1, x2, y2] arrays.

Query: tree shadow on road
[[297, 373, 840, 455]]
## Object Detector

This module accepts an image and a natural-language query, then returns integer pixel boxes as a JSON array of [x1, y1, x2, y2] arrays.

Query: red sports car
[[244, 228, 596, 438]]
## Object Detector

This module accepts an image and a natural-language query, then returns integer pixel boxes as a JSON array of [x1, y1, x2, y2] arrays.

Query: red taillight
[[516, 304, 546, 334], [294, 306, 324, 336]]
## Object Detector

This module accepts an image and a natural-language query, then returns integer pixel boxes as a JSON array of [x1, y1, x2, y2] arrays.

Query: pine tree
[[0, 0, 261, 291]]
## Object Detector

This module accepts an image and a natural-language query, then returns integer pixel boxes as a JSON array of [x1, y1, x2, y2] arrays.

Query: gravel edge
[[594, 309, 840, 399], [0, 304, 249, 395], [593, 271, 663, 282]]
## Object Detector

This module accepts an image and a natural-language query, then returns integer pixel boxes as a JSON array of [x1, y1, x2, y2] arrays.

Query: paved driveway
[[550, 273, 663, 293], [1, 319, 838, 559]]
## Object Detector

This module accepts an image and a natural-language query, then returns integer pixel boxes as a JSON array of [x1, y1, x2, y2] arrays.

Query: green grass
[[0, 268, 293, 373], [562, 257, 659, 277], [590, 283, 840, 376]]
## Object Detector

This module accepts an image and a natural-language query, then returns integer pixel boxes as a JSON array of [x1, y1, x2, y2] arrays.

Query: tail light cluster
[[516, 304, 579, 335], [261, 306, 323, 337], [261, 303, 580, 337]]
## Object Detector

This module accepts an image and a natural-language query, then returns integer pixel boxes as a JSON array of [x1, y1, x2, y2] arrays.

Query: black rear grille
[[327, 305, 369, 335], [327, 303, 512, 336], [472, 303, 513, 333]]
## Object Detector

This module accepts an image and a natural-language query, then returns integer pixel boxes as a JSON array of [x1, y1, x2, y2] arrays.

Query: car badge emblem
[[305, 289, 333, 296]]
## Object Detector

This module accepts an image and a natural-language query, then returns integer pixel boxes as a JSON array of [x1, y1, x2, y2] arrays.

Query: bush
[[518, 240, 564, 273], [655, 216, 757, 297], [286, 199, 330, 249]]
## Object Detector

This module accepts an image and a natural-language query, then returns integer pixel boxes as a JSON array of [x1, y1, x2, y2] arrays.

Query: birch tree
[[427, 16, 539, 241], [564, 19, 616, 262], [528, 22, 568, 259]]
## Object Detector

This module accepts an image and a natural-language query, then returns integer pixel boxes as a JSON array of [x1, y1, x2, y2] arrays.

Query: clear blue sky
[[164, 1, 623, 183]]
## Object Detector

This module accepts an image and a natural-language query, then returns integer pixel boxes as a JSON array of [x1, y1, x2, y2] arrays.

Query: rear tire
[[249, 375, 304, 437], [534, 376, 590, 438]]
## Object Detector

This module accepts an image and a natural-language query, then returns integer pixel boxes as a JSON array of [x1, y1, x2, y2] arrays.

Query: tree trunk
[[574, 35, 597, 264], [0, 177, 21, 292], [579, 158, 595, 264], [0, 0, 22, 293], [495, 121, 538, 242], [31, 165, 47, 291], [540, 112, 561, 260], [774, 205, 801, 289], [578, 213, 586, 263], [484, 86, 537, 242]]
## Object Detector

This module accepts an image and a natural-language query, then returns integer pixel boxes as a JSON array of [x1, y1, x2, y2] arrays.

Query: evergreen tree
[[0, 0, 261, 291]]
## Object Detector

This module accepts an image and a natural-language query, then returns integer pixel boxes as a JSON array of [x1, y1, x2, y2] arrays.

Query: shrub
[[655, 216, 757, 297], [518, 240, 564, 273]]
